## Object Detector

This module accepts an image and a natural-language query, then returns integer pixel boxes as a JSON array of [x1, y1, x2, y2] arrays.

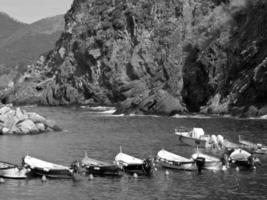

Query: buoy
[[165, 170, 169, 176], [222, 165, 227, 171], [89, 174, 94, 180], [236, 167, 240, 172], [0, 178, 5, 184], [133, 173, 138, 178], [41, 175, 47, 182]]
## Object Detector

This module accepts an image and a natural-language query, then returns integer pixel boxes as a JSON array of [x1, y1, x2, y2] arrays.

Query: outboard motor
[[248, 155, 256, 170], [143, 158, 154, 175], [195, 157, 205, 174]]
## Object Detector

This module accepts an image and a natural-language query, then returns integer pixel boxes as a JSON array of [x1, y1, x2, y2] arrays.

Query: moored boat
[[23, 155, 73, 179], [222, 139, 242, 150], [156, 149, 196, 171], [114, 152, 153, 175], [238, 136, 267, 154], [175, 128, 223, 149], [71, 152, 123, 176], [192, 152, 222, 171], [227, 148, 259, 170], [0, 161, 28, 179]]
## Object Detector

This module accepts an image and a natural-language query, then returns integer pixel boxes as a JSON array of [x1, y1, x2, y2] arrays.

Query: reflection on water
[[0, 106, 267, 200]]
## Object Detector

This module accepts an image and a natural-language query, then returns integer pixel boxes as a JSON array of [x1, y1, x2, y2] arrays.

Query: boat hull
[[28, 168, 73, 179], [192, 153, 222, 171], [122, 163, 152, 175], [115, 152, 153, 175], [178, 135, 210, 148], [158, 160, 196, 171], [0, 167, 28, 179], [84, 165, 123, 176]]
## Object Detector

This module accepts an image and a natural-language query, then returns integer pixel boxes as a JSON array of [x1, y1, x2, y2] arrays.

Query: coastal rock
[[0, 106, 60, 135], [1, 0, 267, 117], [44, 119, 62, 131], [17, 119, 38, 134], [35, 123, 46, 132]]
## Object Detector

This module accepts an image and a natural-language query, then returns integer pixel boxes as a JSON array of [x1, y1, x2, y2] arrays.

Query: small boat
[[227, 149, 258, 170], [71, 152, 122, 176], [156, 149, 196, 171], [192, 152, 222, 171], [175, 128, 222, 149], [238, 136, 267, 154], [222, 139, 242, 149], [114, 151, 153, 175], [23, 155, 73, 179], [0, 161, 28, 179]]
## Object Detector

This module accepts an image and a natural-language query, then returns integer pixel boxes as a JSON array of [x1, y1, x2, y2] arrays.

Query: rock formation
[[0, 106, 61, 134], [1, 0, 267, 117]]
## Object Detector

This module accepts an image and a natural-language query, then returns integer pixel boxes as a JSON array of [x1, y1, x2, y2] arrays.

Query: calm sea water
[[0, 106, 267, 200]]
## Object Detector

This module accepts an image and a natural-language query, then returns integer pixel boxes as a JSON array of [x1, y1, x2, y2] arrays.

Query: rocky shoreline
[[0, 106, 61, 135], [0, 0, 267, 118]]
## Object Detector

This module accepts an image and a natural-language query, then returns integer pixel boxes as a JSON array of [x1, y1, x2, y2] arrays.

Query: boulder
[[258, 106, 267, 116], [1, 127, 10, 135], [0, 106, 12, 115], [243, 105, 259, 117], [27, 112, 46, 123], [43, 120, 62, 131], [35, 123, 46, 132], [0, 106, 60, 135], [17, 119, 39, 134], [15, 107, 28, 122]]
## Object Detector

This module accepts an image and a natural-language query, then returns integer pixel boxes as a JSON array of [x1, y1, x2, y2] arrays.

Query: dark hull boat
[[114, 152, 153, 175], [71, 153, 122, 177], [0, 161, 28, 179], [227, 149, 258, 170], [23, 155, 73, 179]]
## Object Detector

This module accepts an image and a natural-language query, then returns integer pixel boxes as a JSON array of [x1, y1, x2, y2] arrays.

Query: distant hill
[[0, 13, 64, 68], [0, 12, 26, 41]]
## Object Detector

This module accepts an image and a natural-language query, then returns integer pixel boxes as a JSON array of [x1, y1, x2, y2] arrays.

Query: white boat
[[23, 155, 73, 178], [192, 152, 222, 171], [227, 149, 258, 170], [238, 135, 267, 154], [175, 128, 217, 148], [71, 152, 123, 176], [0, 161, 28, 179], [156, 149, 196, 171], [114, 152, 153, 175]]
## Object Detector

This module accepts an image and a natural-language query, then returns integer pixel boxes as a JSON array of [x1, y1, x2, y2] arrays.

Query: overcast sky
[[0, 0, 73, 23]]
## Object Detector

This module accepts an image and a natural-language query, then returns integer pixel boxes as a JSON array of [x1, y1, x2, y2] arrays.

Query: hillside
[[2, 0, 267, 117], [0, 14, 64, 67], [0, 12, 26, 41]]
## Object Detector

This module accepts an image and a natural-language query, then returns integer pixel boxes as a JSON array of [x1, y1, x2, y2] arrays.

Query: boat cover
[[230, 149, 251, 161], [24, 155, 70, 171], [0, 162, 16, 169], [82, 157, 110, 166], [115, 152, 143, 166], [157, 149, 192, 162]]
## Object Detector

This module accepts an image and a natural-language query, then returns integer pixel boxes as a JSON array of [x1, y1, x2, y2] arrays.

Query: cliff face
[[3, 0, 267, 116]]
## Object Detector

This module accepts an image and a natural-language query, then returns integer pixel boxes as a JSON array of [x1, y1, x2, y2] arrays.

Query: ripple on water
[[1, 106, 267, 200]]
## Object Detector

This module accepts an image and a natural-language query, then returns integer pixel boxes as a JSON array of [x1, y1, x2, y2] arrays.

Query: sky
[[0, 0, 73, 23]]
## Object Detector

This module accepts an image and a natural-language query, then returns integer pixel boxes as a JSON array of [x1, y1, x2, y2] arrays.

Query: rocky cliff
[[2, 0, 267, 117]]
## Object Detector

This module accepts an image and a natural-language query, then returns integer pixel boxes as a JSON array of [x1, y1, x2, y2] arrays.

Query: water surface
[[0, 106, 267, 200]]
